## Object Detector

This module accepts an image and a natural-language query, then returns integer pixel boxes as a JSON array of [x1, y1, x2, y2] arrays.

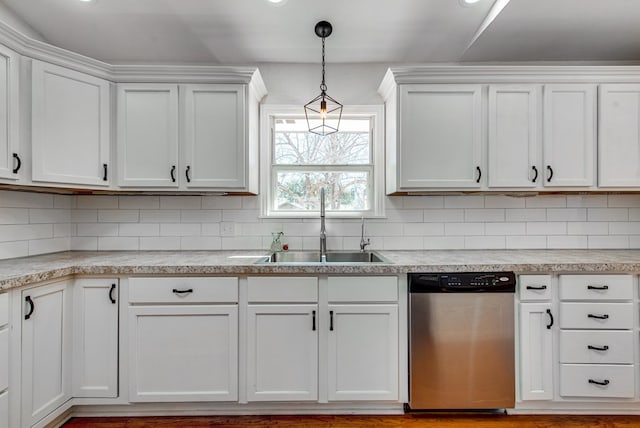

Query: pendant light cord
[[320, 36, 327, 94]]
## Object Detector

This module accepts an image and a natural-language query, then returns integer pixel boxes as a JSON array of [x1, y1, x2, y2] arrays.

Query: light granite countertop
[[2, 249, 640, 290]]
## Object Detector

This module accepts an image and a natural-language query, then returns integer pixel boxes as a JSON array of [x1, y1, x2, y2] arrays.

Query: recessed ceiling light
[[266, 0, 287, 5], [78, 0, 95, 2], [464, 0, 481, 3]]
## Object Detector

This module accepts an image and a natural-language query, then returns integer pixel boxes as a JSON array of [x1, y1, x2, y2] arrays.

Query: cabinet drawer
[[560, 302, 633, 329], [0, 293, 7, 327], [560, 330, 633, 364], [248, 277, 317, 303], [0, 390, 7, 428], [518, 275, 552, 301], [129, 277, 238, 303], [328, 277, 398, 302], [0, 328, 7, 391], [559, 275, 633, 300], [560, 364, 634, 398]]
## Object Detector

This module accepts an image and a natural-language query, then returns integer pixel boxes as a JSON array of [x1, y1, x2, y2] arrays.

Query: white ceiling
[[1, 0, 639, 65]]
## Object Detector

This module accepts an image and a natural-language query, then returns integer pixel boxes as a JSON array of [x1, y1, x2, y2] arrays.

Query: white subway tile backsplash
[[119, 223, 159, 237], [546, 208, 587, 222], [202, 223, 222, 236], [424, 209, 464, 222], [364, 222, 404, 236], [241, 196, 259, 209], [98, 237, 139, 251], [0, 241, 28, 259], [526, 222, 566, 235], [29, 237, 69, 255], [98, 210, 139, 223], [505, 236, 547, 249], [485, 223, 525, 236], [588, 235, 629, 249], [160, 223, 201, 236], [202, 196, 243, 210], [140, 210, 181, 223], [484, 195, 526, 209], [566, 195, 607, 208], [54, 223, 71, 238], [629, 209, 640, 221], [464, 209, 505, 222], [609, 222, 640, 235], [505, 209, 546, 222], [378, 209, 423, 223], [181, 236, 222, 250], [180, 210, 222, 223], [546, 235, 588, 249], [0, 208, 28, 224], [0, 224, 53, 241], [588, 208, 629, 222], [383, 236, 423, 250], [465, 236, 505, 249], [222, 209, 261, 223], [29, 209, 71, 224], [53, 195, 73, 209], [423, 236, 465, 249], [568, 222, 608, 235], [444, 195, 484, 209], [140, 237, 181, 250], [119, 196, 160, 209], [607, 194, 640, 207], [71, 209, 97, 223], [444, 223, 484, 236], [525, 195, 566, 208], [221, 236, 261, 250], [76, 195, 118, 209], [403, 223, 444, 236], [71, 237, 97, 251], [403, 196, 444, 209], [0, 190, 53, 208], [629, 236, 640, 248], [77, 223, 118, 237], [160, 196, 201, 209]]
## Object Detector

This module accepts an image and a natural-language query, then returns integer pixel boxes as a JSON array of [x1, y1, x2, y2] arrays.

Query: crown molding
[[0, 19, 263, 84]]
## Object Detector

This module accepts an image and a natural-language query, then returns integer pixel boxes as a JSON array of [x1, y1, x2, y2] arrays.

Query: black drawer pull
[[172, 288, 193, 294], [170, 165, 176, 183], [475, 166, 481, 183], [109, 283, 116, 304], [588, 379, 610, 386], [531, 165, 538, 183], [312, 310, 316, 331], [329, 310, 334, 331], [103, 163, 108, 181], [588, 345, 609, 352], [546, 308, 553, 329], [587, 285, 609, 290], [25, 296, 34, 320], [12, 153, 21, 174], [588, 313, 609, 320], [186, 165, 191, 183], [546, 165, 553, 182], [526, 285, 547, 290]]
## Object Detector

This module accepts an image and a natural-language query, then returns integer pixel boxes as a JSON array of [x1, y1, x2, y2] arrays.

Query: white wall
[[3, 189, 640, 260], [0, 3, 45, 41]]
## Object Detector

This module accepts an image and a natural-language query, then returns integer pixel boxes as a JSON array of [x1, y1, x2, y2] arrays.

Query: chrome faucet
[[320, 187, 327, 263], [360, 216, 371, 252]]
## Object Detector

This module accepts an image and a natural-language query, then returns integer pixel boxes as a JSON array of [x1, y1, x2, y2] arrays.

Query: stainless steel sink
[[256, 250, 390, 264]]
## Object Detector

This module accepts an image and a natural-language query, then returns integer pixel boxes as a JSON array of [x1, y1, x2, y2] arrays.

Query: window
[[260, 105, 384, 218]]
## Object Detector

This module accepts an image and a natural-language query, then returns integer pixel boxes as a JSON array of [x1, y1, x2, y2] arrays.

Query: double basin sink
[[256, 250, 390, 265]]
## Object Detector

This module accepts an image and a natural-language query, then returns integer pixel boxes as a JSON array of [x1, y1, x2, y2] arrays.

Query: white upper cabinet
[[598, 84, 640, 187], [31, 60, 111, 186], [542, 84, 596, 187], [397, 84, 483, 189], [117, 84, 179, 187], [181, 84, 246, 189], [0, 44, 20, 181], [488, 85, 541, 188]]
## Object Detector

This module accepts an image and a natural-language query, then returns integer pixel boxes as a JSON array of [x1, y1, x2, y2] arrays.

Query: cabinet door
[[129, 305, 238, 402], [182, 84, 246, 189], [542, 84, 595, 187], [247, 304, 318, 401], [488, 85, 541, 188], [598, 84, 640, 187], [32, 60, 111, 186], [398, 84, 483, 188], [0, 44, 19, 180], [327, 304, 398, 401], [22, 280, 72, 426], [519, 302, 553, 401], [117, 84, 179, 187], [73, 278, 118, 398]]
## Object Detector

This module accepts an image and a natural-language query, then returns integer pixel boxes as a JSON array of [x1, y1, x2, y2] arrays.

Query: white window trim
[[259, 104, 385, 218]]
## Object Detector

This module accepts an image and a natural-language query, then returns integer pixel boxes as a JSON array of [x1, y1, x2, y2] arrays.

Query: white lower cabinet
[[246, 304, 318, 401], [73, 278, 119, 398], [0, 291, 8, 427], [519, 302, 554, 401], [128, 277, 238, 402], [0, 390, 8, 428], [327, 304, 398, 401], [21, 280, 72, 427], [560, 364, 635, 398]]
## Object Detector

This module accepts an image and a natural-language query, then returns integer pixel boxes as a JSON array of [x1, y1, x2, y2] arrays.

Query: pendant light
[[304, 20, 342, 136]]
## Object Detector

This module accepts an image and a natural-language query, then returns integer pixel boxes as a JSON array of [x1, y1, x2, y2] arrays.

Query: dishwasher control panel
[[409, 272, 516, 293]]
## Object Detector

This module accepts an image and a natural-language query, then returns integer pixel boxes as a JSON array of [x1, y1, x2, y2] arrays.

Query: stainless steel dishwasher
[[408, 272, 516, 410]]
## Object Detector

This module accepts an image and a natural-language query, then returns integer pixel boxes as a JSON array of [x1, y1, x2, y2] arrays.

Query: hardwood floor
[[63, 414, 640, 427]]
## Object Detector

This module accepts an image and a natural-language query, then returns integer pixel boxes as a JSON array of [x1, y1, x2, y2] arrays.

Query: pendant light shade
[[304, 21, 342, 136]]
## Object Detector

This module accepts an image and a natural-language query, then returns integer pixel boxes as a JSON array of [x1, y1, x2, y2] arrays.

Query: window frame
[[260, 105, 385, 218]]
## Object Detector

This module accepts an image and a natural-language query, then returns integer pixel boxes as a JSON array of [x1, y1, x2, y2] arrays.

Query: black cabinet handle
[[546, 165, 553, 182], [102, 164, 108, 181], [526, 285, 547, 290], [546, 308, 553, 329], [109, 283, 116, 304], [170, 165, 176, 183], [588, 345, 609, 352], [587, 285, 609, 290], [172, 288, 193, 294], [475, 166, 481, 183], [185, 165, 191, 183], [531, 165, 538, 183], [12, 153, 21, 174], [312, 310, 316, 331], [329, 310, 334, 331], [25, 296, 34, 320], [588, 313, 609, 320], [589, 379, 610, 386]]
